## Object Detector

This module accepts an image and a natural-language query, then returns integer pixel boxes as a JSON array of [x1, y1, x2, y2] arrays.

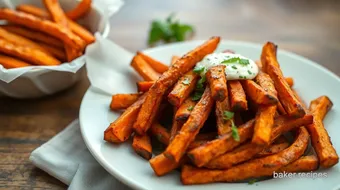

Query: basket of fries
[[0, 0, 122, 98]]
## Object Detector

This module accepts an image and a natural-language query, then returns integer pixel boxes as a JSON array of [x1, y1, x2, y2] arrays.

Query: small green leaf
[[247, 70, 252, 75], [187, 106, 194, 111], [231, 65, 237, 70], [193, 65, 205, 74], [192, 91, 203, 101], [221, 57, 240, 64], [196, 75, 206, 89], [223, 111, 234, 120], [182, 77, 191, 85], [239, 58, 250, 65], [248, 179, 257, 185], [231, 121, 240, 142]]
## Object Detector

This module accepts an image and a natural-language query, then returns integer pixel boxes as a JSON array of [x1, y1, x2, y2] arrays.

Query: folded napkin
[[29, 120, 132, 190]]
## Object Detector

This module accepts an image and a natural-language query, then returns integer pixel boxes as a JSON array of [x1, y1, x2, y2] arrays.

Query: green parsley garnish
[[193, 65, 205, 74], [148, 14, 195, 46], [187, 106, 194, 111], [192, 91, 203, 101], [191, 76, 206, 101], [247, 70, 252, 75], [231, 65, 237, 70], [231, 121, 240, 142], [223, 111, 234, 120], [196, 75, 206, 89], [222, 57, 249, 65], [182, 78, 190, 85], [248, 179, 257, 185]]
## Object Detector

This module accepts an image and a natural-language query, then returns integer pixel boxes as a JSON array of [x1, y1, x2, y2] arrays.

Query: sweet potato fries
[[104, 37, 338, 185]]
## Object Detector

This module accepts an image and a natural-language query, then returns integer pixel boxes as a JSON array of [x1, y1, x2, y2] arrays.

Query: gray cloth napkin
[[29, 119, 132, 190]]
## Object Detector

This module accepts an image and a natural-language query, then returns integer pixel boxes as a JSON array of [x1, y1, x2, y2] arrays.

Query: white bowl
[[0, 0, 110, 98]]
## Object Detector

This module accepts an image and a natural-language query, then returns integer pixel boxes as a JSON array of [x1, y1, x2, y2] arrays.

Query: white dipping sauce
[[194, 53, 259, 80]]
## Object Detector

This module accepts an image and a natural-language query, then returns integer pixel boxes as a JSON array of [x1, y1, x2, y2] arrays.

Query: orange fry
[[132, 134, 152, 160], [215, 97, 233, 135], [131, 55, 160, 81], [110, 93, 141, 110], [206, 65, 228, 101], [65, 0, 92, 20], [228, 80, 248, 111], [0, 38, 60, 66], [136, 81, 154, 92], [36, 42, 66, 61], [0, 54, 31, 68], [174, 98, 197, 121], [137, 51, 169, 73]]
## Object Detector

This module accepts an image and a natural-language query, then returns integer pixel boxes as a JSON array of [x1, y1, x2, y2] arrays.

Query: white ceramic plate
[[79, 41, 340, 190]]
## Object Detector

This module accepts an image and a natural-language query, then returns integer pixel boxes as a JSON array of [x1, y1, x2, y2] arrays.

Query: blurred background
[[1, 0, 339, 189]]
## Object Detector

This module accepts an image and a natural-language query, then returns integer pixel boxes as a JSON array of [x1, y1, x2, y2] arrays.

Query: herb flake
[[223, 111, 234, 120], [182, 78, 190, 85], [187, 106, 194, 111], [221, 57, 250, 66], [231, 121, 240, 142]]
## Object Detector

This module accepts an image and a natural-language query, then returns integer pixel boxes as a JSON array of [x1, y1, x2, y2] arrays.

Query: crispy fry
[[204, 136, 290, 169], [252, 71, 278, 145], [206, 65, 228, 101], [0, 38, 60, 66], [0, 8, 85, 50], [188, 114, 313, 167], [43, 0, 79, 62], [228, 80, 248, 111], [149, 154, 184, 176], [168, 71, 199, 107], [171, 55, 180, 65], [241, 80, 278, 105], [0, 27, 49, 53], [292, 89, 308, 111], [181, 127, 309, 184], [1, 25, 64, 48], [0, 54, 31, 68], [104, 94, 147, 143], [215, 97, 233, 135], [136, 81, 154, 92], [255, 140, 289, 158], [174, 98, 197, 121], [16, 4, 95, 44], [170, 107, 183, 142], [277, 154, 319, 173], [307, 96, 338, 168], [150, 122, 170, 145], [133, 37, 220, 135], [137, 51, 169, 73], [285, 77, 294, 87], [132, 134, 152, 160], [65, 0, 92, 20], [110, 93, 141, 110], [36, 42, 66, 61], [261, 42, 305, 117], [277, 101, 287, 115], [164, 87, 214, 163], [131, 55, 160, 81]]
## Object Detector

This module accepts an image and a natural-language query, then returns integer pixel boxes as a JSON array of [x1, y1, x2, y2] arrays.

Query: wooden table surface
[[1, 0, 340, 189]]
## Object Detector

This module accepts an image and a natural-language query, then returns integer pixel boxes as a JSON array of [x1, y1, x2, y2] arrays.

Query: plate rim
[[79, 40, 340, 190]]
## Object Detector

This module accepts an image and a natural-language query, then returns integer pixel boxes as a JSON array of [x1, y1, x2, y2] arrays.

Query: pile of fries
[[0, 0, 94, 69], [105, 37, 339, 185]]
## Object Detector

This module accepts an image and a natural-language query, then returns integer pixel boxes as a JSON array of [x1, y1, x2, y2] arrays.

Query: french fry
[[149, 154, 184, 176], [43, 0, 79, 62], [132, 134, 152, 160], [0, 8, 85, 50], [215, 97, 233, 135], [261, 42, 305, 118], [292, 89, 308, 111], [65, 0, 92, 20], [137, 51, 169, 73], [164, 87, 214, 163], [131, 55, 160, 81], [277, 101, 287, 115], [307, 96, 338, 168], [0, 28, 49, 53], [228, 81, 248, 111], [1, 25, 64, 48], [285, 77, 294, 87], [171, 55, 180, 65], [206, 65, 228, 101], [0, 38, 60, 66], [16, 4, 95, 44], [36, 42, 66, 61], [136, 81, 154, 92], [204, 136, 291, 169], [241, 80, 278, 105], [277, 154, 319, 173], [174, 97, 197, 121], [188, 114, 313, 167], [133, 37, 220, 135], [0, 54, 31, 68], [110, 93, 141, 110], [170, 107, 183, 142], [104, 94, 147, 143], [150, 122, 170, 145], [168, 71, 199, 107], [181, 127, 309, 184], [252, 72, 278, 145]]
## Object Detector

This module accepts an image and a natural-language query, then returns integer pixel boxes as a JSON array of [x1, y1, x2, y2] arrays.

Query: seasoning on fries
[[103, 37, 338, 185]]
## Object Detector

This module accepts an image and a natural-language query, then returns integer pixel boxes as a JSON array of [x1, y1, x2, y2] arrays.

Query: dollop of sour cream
[[194, 53, 259, 80]]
